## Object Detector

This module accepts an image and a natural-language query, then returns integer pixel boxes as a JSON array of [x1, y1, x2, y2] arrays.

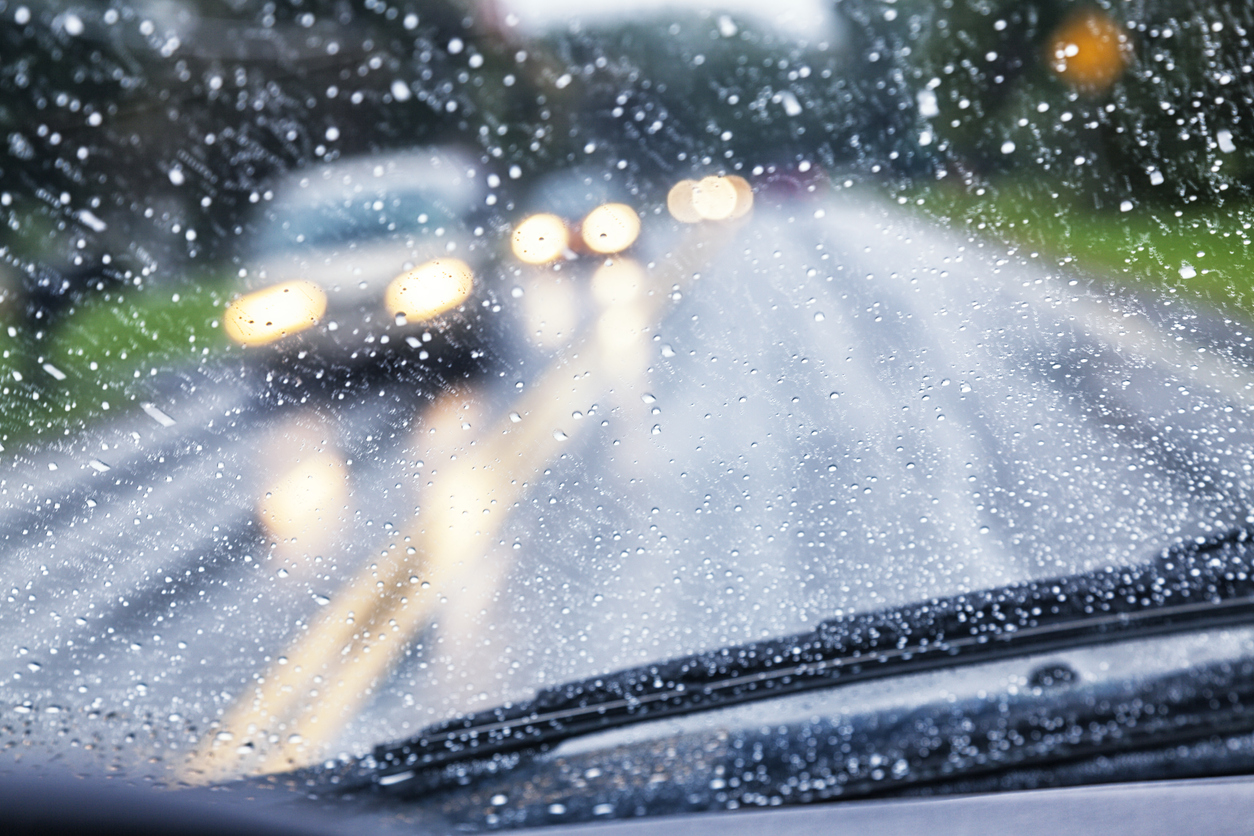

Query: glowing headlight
[[668, 175, 753, 223], [384, 258, 474, 321], [691, 175, 738, 220], [581, 203, 641, 254], [511, 213, 568, 264], [667, 180, 703, 224], [223, 280, 327, 346]]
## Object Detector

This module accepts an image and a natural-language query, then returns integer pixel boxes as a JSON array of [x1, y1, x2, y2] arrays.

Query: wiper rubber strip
[[340, 527, 1254, 786]]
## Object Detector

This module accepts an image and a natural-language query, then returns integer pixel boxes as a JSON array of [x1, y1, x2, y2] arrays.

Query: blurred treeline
[[854, 0, 1254, 205], [1, 0, 1252, 316]]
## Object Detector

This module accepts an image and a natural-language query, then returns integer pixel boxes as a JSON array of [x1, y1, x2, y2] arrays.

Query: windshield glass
[[4, 0, 1254, 810]]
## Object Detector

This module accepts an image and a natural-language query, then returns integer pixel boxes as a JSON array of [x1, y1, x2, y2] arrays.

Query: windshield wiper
[[320, 527, 1254, 790]]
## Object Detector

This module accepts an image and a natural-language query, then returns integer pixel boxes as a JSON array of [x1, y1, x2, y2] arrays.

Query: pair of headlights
[[511, 203, 642, 265], [223, 258, 475, 347], [223, 199, 655, 347], [667, 175, 753, 223]]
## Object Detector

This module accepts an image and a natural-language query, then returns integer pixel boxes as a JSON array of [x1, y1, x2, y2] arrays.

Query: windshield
[[4, 0, 1254, 825]]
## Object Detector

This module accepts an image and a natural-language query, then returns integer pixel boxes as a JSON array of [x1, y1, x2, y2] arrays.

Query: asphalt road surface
[[5, 190, 1254, 782]]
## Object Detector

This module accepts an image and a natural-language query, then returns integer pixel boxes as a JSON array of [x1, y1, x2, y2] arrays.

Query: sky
[[491, 0, 846, 40]]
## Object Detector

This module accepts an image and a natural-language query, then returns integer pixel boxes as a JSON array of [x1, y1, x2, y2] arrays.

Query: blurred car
[[506, 166, 651, 355], [222, 147, 493, 368]]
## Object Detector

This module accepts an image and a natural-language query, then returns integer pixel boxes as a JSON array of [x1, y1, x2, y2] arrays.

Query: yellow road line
[[186, 222, 732, 782]]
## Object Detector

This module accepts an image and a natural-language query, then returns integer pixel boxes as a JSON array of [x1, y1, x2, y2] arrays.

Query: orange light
[[1046, 8, 1131, 93], [384, 258, 474, 321], [224, 280, 327, 346]]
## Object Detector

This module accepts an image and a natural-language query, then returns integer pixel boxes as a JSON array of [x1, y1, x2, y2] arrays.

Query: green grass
[[905, 180, 1254, 320], [0, 276, 234, 449]]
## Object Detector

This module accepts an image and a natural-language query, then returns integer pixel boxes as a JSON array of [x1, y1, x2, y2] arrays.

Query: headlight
[[384, 258, 475, 322], [667, 175, 753, 223], [511, 213, 569, 264], [223, 280, 327, 346], [581, 203, 641, 254]]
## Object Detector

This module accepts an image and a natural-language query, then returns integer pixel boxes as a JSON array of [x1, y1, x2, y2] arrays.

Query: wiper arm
[[336, 527, 1254, 789]]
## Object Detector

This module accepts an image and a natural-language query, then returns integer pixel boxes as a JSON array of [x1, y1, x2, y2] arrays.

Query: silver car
[[223, 148, 489, 365]]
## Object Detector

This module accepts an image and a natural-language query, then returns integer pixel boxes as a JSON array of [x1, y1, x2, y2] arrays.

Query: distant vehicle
[[223, 148, 492, 368]]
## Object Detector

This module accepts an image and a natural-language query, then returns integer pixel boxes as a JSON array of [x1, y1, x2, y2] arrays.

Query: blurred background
[[7, 0, 1254, 784], [1, 0, 1252, 450]]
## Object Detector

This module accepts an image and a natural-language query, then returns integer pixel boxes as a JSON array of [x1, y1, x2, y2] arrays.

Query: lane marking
[[189, 223, 731, 781]]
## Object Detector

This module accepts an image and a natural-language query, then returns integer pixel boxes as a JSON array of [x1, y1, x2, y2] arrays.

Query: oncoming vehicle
[[223, 147, 491, 367], [8, 1, 1254, 835]]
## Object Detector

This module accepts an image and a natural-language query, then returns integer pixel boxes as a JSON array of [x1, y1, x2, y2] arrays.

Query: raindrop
[[390, 80, 412, 101], [141, 403, 176, 427]]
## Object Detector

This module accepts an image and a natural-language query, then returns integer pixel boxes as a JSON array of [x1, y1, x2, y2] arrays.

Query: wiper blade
[[344, 527, 1254, 788]]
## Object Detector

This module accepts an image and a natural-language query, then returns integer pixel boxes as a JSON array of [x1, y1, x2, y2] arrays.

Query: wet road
[[5, 191, 1254, 781]]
